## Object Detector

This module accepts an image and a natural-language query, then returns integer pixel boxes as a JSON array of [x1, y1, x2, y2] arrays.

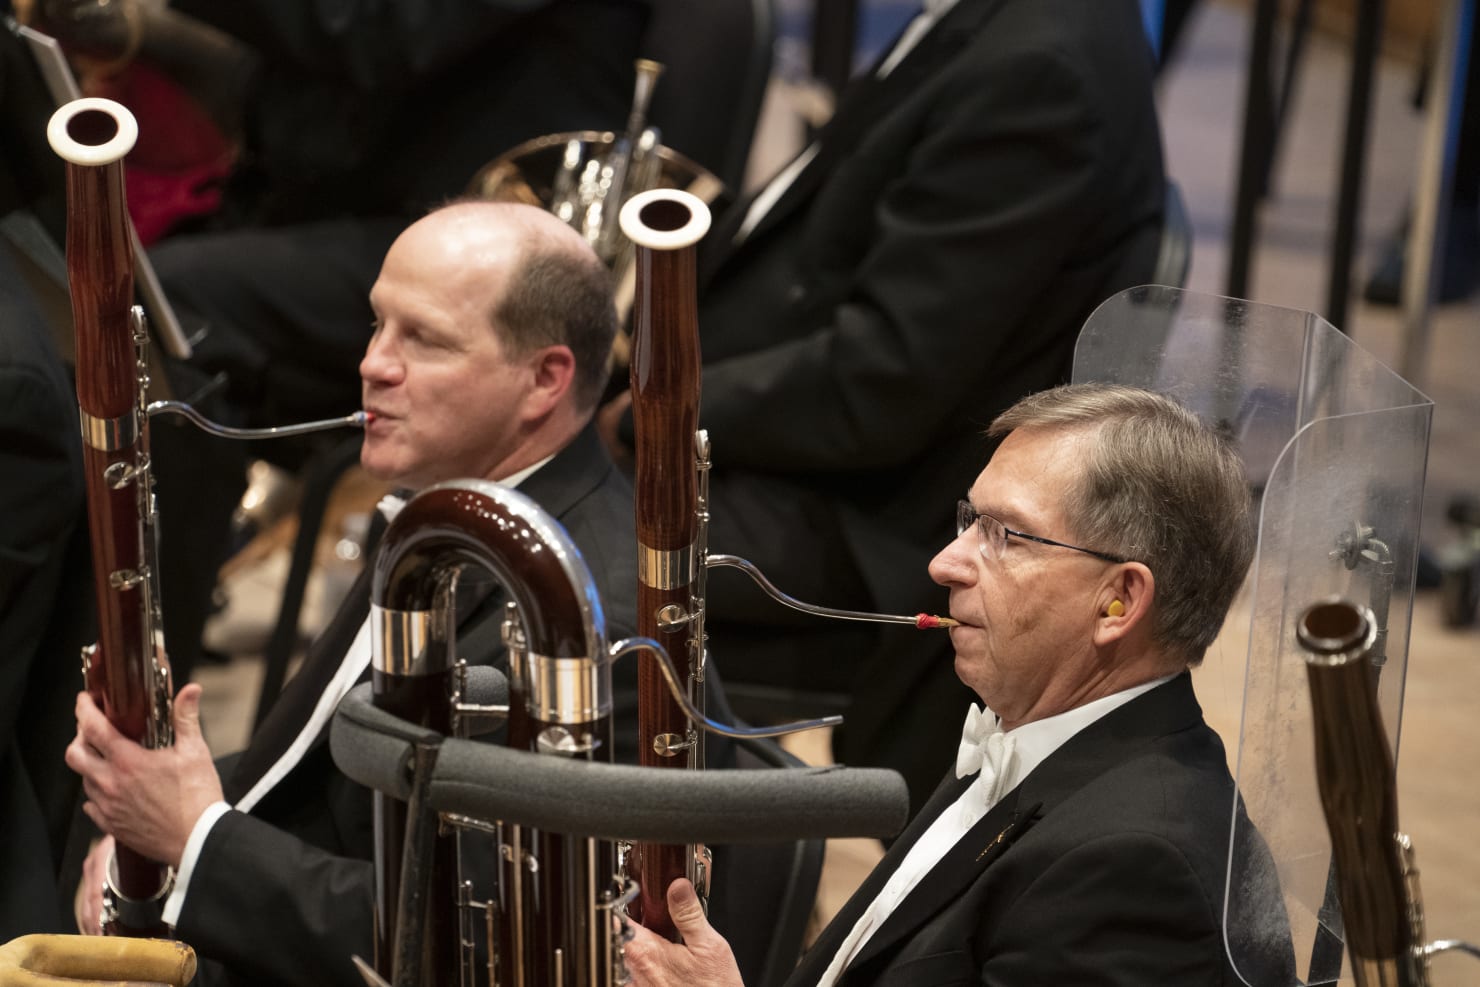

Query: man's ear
[[1092, 562, 1154, 648], [523, 344, 576, 419]]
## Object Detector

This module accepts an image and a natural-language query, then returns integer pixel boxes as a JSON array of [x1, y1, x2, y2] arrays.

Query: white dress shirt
[[164, 462, 548, 927], [816, 674, 1175, 985]]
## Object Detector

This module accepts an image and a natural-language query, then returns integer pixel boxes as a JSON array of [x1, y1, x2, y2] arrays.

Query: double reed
[[47, 97, 176, 937]]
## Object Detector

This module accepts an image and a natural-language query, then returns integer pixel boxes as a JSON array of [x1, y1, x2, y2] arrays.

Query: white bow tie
[[955, 703, 1018, 808]]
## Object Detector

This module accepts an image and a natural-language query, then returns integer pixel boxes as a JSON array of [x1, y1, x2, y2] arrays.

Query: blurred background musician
[[0, 18, 93, 941], [27, 0, 650, 687], [64, 201, 639, 987], [623, 385, 1294, 987], [603, 0, 1168, 814], [0, 253, 91, 942]]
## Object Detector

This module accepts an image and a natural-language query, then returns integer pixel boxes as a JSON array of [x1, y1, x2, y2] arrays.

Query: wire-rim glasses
[[956, 500, 1129, 564]]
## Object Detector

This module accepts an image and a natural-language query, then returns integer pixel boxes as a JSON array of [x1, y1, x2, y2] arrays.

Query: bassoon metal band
[[528, 654, 606, 724], [637, 543, 695, 590], [80, 407, 139, 452], [372, 604, 435, 676]]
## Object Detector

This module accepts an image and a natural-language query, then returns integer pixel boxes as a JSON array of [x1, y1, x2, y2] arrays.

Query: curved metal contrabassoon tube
[[1297, 598, 1480, 986], [346, 479, 908, 987], [46, 96, 365, 938], [369, 479, 618, 987], [363, 480, 870, 987]]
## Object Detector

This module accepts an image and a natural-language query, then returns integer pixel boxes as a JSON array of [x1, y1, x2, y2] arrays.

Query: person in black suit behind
[[625, 384, 1296, 986], [0, 252, 91, 941], [0, 20, 94, 938], [602, 0, 1169, 814], [63, 201, 636, 987]]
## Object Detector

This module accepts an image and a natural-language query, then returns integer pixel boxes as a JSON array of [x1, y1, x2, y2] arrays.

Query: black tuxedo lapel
[[786, 768, 974, 985], [1010, 673, 1207, 814], [224, 566, 374, 802], [843, 793, 1041, 978], [515, 423, 613, 520], [790, 675, 1206, 985], [702, 0, 1001, 286]]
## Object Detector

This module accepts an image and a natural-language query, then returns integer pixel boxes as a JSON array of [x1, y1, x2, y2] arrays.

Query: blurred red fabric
[[86, 61, 237, 244]]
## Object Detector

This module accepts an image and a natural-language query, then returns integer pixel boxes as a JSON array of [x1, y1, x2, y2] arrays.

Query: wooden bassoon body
[[47, 96, 175, 937], [619, 188, 713, 937]]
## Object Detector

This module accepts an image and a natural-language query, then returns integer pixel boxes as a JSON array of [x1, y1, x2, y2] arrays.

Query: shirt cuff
[[162, 800, 233, 928]]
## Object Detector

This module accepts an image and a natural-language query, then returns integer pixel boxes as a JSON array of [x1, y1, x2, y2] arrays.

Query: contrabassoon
[[351, 481, 904, 987], [47, 97, 175, 936]]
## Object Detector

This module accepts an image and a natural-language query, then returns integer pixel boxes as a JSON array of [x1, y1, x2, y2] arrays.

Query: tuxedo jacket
[[174, 424, 638, 987], [0, 244, 91, 939], [686, 0, 1169, 805], [786, 675, 1296, 986], [168, 0, 648, 222]]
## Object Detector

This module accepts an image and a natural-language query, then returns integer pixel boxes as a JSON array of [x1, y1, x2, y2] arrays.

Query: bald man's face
[[359, 214, 534, 488]]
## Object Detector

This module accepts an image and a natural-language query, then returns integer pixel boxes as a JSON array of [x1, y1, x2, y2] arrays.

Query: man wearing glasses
[[624, 383, 1294, 986]]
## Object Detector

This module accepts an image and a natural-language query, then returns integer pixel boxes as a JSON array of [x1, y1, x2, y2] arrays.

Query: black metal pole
[[1228, 0, 1282, 299], [1325, 0, 1386, 332], [811, 0, 858, 99]]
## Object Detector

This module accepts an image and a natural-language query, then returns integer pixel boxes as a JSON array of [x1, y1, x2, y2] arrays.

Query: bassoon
[[619, 189, 712, 937], [353, 482, 904, 987], [615, 188, 957, 937], [47, 95, 367, 939], [1296, 598, 1480, 984], [47, 97, 175, 936]]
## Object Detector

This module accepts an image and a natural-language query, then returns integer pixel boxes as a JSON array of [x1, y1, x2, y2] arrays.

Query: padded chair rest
[[331, 682, 908, 844]]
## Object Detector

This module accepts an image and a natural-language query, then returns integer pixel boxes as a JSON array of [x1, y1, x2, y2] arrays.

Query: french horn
[[467, 59, 727, 348]]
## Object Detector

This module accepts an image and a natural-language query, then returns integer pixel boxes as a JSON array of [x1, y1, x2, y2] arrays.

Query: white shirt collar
[[377, 454, 555, 522], [1001, 672, 1179, 792]]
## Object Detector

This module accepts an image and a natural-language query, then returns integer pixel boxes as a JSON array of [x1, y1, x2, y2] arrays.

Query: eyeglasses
[[956, 500, 1128, 564]]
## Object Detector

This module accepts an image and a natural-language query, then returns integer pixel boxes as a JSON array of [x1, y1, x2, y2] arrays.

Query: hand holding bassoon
[[66, 684, 222, 871]]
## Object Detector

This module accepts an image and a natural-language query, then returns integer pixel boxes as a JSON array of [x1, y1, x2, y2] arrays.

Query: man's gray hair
[[494, 234, 618, 413], [989, 384, 1254, 665]]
